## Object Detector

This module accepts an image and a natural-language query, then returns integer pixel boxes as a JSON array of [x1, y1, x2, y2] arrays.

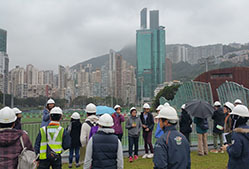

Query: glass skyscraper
[[0, 29, 7, 53], [136, 9, 166, 101], [140, 8, 147, 29]]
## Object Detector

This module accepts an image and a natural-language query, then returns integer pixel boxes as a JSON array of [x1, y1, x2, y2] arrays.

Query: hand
[[142, 125, 147, 128], [221, 144, 228, 151], [145, 128, 149, 132], [132, 124, 136, 127]]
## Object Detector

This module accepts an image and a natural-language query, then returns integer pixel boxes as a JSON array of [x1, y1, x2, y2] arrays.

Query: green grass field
[[62, 152, 228, 169]]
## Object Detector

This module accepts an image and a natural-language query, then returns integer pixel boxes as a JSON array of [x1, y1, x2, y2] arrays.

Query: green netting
[[160, 81, 213, 113], [217, 81, 249, 107]]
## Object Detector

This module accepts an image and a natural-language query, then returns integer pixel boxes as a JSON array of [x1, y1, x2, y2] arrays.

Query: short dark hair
[[50, 114, 62, 121], [0, 122, 15, 128]]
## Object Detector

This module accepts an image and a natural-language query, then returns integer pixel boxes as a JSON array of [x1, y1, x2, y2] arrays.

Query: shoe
[[134, 155, 138, 160], [210, 149, 218, 153], [198, 153, 204, 156], [219, 149, 224, 153], [142, 154, 148, 159], [76, 163, 80, 168], [147, 153, 154, 158], [129, 156, 133, 162], [68, 163, 72, 168]]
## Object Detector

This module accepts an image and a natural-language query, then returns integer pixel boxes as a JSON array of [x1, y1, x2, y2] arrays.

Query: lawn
[[62, 151, 228, 169]]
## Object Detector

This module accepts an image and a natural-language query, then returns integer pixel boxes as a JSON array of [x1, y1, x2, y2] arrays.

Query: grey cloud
[[0, 0, 248, 71]]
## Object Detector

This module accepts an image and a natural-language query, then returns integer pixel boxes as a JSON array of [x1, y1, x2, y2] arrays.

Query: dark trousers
[[143, 131, 154, 154], [69, 147, 80, 164], [115, 133, 123, 141], [128, 136, 139, 157], [182, 132, 190, 143], [38, 156, 62, 169]]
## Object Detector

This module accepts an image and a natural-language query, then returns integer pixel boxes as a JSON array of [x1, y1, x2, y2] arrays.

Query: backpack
[[17, 136, 37, 169], [86, 121, 99, 139], [200, 118, 209, 130]]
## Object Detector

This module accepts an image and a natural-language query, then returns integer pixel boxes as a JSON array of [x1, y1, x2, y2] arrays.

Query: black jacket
[[179, 110, 192, 133], [14, 118, 22, 130], [140, 112, 154, 132], [212, 107, 225, 134], [153, 126, 191, 169], [92, 131, 118, 169], [68, 119, 82, 148]]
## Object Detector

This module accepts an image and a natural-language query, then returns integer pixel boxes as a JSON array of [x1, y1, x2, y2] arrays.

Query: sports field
[[62, 152, 228, 169]]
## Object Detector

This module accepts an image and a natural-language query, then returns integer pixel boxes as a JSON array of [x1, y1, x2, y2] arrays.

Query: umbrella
[[96, 106, 115, 115], [184, 100, 214, 118]]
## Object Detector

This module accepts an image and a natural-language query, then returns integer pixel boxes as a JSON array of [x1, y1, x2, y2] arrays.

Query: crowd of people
[[0, 98, 249, 169]]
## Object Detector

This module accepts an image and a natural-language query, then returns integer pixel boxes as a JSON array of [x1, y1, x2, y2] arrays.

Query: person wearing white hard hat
[[126, 107, 142, 162], [13, 107, 22, 130], [67, 112, 82, 168], [223, 102, 234, 134], [234, 99, 242, 106], [210, 101, 225, 153], [35, 107, 71, 169], [221, 105, 249, 169], [80, 103, 99, 164], [179, 104, 192, 142], [140, 103, 154, 159], [0, 107, 33, 168], [84, 113, 123, 169], [155, 105, 165, 139], [112, 105, 125, 141], [41, 98, 55, 127], [153, 106, 191, 169]]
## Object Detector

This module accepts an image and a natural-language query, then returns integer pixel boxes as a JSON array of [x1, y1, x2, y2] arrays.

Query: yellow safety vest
[[39, 125, 64, 160]]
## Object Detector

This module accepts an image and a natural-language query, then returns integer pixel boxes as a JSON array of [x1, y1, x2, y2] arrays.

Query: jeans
[[69, 147, 80, 164], [115, 133, 123, 141], [38, 156, 62, 169], [128, 136, 139, 157], [213, 132, 223, 149], [197, 133, 208, 155], [143, 131, 154, 154]]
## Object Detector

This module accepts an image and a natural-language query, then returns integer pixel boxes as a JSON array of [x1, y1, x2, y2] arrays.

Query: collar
[[98, 127, 115, 134], [0, 128, 13, 131], [49, 121, 60, 126], [163, 125, 177, 132]]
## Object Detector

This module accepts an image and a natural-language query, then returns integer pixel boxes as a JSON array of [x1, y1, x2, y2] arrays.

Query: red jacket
[[0, 129, 33, 169]]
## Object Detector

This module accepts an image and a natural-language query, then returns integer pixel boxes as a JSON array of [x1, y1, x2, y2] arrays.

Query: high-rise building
[[0, 52, 9, 94], [165, 58, 172, 82], [150, 10, 159, 29], [0, 29, 7, 53], [140, 8, 147, 29], [136, 8, 166, 101], [58, 65, 66, 89]]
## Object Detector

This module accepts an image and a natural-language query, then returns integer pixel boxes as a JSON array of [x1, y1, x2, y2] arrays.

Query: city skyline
[[0, 0, 249, 71]]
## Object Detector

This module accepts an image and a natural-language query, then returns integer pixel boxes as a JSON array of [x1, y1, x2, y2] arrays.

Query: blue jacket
[[227, 124, 249, 169], [41, 108, 50, 127], [153, 125, 191, 169], [155, 122, 164, 139]]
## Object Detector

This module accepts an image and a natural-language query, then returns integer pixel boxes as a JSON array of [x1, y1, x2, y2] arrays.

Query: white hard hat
[[230, 105, 249, 117], [156, 105, 164, 111], [234, 99, 242, 105], [0, 107, 17, 124], [13, 107, 22, 114], [98, 113, 114, 127], [47, 98, 55, 104], [85, 103, 97, 113], [71, 112, 80, 120], [143, 103, 150, 109], [155, 106, 179, 121], [224, 102, 234, 111], [130, 107, 137, 112], [181, 104, 186, 109], [50, 107, 63, 115], [114, 105, 121, 110], [213, 101, 221, 107], [164, 102, 170, 107]]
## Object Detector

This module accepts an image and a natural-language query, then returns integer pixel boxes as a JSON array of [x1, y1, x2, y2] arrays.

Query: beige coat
[[80, 115, 99, 147]]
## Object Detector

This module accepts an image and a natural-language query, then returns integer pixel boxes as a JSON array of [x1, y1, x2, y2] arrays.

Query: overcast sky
[[0, 0, 249, 72]]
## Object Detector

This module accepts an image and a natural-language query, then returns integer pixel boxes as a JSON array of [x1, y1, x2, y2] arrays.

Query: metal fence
[[160, 81, 213, 112], [22, 117, 214, 152], [217, 81, 249, 106]]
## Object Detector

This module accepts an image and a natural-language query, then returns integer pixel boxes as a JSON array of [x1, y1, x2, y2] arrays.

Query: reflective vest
[[39, 125, 64, 160]]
